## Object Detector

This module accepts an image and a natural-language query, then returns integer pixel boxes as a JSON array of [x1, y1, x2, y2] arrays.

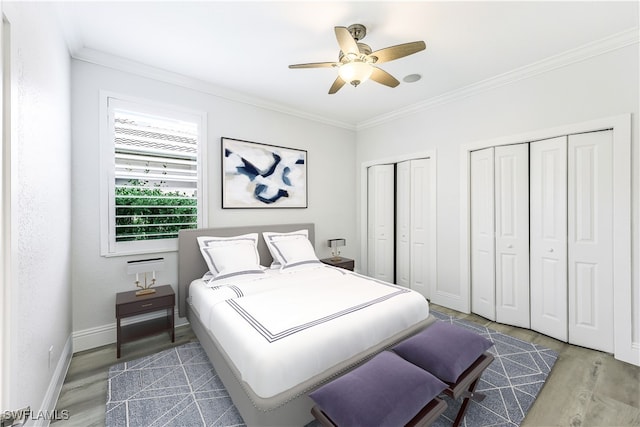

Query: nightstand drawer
[[116, 294, 174, 317]]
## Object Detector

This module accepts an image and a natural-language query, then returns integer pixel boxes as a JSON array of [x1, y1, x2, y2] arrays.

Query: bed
[[178, 224, 435, 426]]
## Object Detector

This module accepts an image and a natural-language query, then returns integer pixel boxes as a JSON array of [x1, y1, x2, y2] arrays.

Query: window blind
[[113, 109, 199, 242]]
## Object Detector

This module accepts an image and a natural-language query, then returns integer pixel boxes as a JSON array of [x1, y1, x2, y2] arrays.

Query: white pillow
[[263, 229, 309, 267], [197, 233, 258, 251], [197, 233, 262, 277], [270, 237, 321, 271], [200, 243, 265, 284]]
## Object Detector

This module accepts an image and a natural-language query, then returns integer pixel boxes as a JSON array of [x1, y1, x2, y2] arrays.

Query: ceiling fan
[[289, 24, 426, 94]]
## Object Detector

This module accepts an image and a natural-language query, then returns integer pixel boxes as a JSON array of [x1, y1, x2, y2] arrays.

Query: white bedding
[[189, 264, 429, 398]]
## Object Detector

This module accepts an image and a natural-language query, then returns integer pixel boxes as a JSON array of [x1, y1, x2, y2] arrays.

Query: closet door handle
[[548, 248, 554, 253]]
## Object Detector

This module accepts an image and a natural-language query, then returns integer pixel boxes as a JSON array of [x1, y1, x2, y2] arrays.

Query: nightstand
[[115, 284, 175, 358], [320, 257, 355, 271]]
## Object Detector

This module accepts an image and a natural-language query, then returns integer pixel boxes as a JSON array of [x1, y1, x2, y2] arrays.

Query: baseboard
[[73, 312, 188, 353], [27, 334, 73, 427], [72, 322, 115, 353]]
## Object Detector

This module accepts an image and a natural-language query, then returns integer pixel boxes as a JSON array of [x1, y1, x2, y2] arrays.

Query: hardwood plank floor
[[431, 305, 640, 427], [54, 307, 640, 426], [53, 325, 198, 427]]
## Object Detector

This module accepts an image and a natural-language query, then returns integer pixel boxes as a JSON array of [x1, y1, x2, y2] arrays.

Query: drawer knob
[[141, 303, 153, 307]]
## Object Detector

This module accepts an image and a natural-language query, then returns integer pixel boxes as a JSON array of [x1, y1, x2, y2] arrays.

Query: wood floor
[[54, 306, 640, 426]]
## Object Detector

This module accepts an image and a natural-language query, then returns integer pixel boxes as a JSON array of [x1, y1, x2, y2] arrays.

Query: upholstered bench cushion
[[309, 351, 447, 427], [392, 321, 494, 383]]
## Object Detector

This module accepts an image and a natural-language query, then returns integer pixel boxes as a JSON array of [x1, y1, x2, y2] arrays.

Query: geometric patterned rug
[[430, 310, 558, 427], [105, 341, 244, 426], [105, 311, 557, 427]]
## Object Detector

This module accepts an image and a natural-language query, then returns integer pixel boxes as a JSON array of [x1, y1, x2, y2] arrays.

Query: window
[[101, 95, 207, 256]]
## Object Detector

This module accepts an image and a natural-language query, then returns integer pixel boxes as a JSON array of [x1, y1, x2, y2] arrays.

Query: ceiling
[[54, 1, 639, 128]]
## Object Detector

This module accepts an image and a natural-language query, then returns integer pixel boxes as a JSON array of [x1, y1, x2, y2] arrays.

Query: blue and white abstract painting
[[222, 137, 307, 208]]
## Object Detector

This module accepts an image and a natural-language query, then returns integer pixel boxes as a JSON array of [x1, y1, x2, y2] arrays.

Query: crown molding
[[356, 27, 640, 131], [69, 28, 638, 133], [71, 47, 357, 131]]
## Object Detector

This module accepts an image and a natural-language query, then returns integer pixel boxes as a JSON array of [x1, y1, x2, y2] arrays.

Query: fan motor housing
[[347, 23, 367, 41]]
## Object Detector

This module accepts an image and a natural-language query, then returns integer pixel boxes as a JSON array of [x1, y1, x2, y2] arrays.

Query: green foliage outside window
[[115, 179, 197, 241]]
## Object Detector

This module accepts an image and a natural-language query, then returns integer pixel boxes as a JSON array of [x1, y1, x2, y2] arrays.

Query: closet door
[[367, 164, 395, 282], [494, 144, 530, 328], [568, 131, 613, 352], [470, 148, 496, 321], [395, 161, 411, 287], [409, 158, 432, 299], [530, 136, 568, 342]]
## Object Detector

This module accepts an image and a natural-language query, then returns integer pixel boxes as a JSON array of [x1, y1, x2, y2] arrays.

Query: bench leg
[[452, 376, 481, 427]]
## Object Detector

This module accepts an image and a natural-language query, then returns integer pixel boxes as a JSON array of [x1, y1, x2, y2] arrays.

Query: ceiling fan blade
[[370, 67, 400, 88], [334, 26, 359, 56], [328, 76, 346, 94], [370, 41, 426, 64], [289, 62, 337, 69]]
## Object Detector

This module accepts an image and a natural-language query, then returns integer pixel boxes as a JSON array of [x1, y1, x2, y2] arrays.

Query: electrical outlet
[[48, 345, 53, 370]]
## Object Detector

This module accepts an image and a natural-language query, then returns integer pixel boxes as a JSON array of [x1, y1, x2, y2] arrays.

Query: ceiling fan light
[[338, 61, 373, 87]]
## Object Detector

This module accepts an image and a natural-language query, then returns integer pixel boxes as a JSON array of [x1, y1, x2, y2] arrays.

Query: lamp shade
[[327, 239, 346, 248], [338, 61, 373, 86]]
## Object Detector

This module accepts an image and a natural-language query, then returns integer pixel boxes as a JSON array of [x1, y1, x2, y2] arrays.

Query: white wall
[[4, 1, 72, 418], [71, 60, 356, 350], [356, 44, 639, 345]]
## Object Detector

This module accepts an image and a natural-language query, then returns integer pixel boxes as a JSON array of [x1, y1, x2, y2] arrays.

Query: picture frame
[[221, 137, 308, 209]]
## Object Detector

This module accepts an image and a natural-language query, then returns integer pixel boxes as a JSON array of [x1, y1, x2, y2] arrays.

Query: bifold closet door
[[396, 161, 411, 287], [470, 148, 496, 320], [367, 164, 395, 282], [530, 131, 613, 350], [409, 158, 432, 298], [530, 136, 568, 342], [471, 145, 529, 323], [568, 131, 613, 353], [396, 158, 432, 297], [494, 144, 530, 328]]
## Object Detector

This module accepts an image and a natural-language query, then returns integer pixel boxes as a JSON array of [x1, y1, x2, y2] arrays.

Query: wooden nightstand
[[115, 284, 175, 358], [320, 257, 355, 271]]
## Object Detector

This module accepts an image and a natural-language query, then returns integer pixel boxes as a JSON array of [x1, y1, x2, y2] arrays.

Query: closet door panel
[[568, 131, 613, 352], [494, 144, 530, 328], [410, 158, 431, 298], [367, 164, 395, 282], [530, 136, 568, 342], [396, 161, 411, 287], [470, 148, 496, 321]]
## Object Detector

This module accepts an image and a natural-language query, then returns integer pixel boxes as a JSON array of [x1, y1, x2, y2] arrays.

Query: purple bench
[[309, 321, 494, 427], [393, 321, 495, 427], [309, 351, 448, 427]]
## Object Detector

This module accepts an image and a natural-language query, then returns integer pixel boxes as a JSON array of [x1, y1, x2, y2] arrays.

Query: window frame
[[100, 92, 208, 256]]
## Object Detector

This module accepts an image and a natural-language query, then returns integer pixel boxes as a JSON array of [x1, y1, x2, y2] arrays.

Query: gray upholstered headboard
[[177, 223, 315, 317]]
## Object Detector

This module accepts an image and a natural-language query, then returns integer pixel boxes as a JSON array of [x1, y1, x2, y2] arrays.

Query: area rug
[[429, 310, 558, 426], [105, 342, 244, 426], [106, 311, 557, 427]]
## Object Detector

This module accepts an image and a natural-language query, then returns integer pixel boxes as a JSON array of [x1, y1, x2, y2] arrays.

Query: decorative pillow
[[270, 237, 321, 271], [197, 233, 259, 251], [309, 351, 447, 427], [200, 244, 265, 284], [196, 233, 262, 280], [262, 229, 309, 267], [392, 321, 494, 383]]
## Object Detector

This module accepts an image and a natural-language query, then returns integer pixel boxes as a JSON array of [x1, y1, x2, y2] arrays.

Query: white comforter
[[189, 265, 429, 398]]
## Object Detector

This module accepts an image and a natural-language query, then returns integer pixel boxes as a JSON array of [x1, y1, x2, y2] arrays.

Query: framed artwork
[[222, 137, 308, 208]]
